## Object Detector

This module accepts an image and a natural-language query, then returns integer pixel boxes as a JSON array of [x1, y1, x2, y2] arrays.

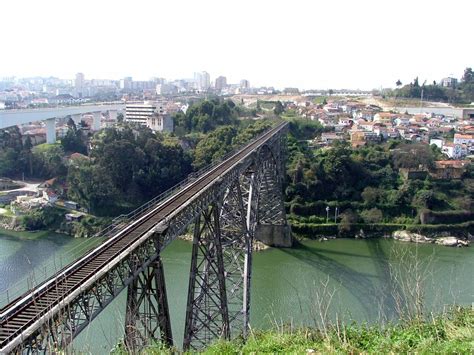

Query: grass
[[113, 307, 473, 354], [32, 142, 60, 153]]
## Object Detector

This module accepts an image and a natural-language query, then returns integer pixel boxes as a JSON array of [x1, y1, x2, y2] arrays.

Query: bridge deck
[[0, 122, 287, 351], [0, 104, 124, 129]]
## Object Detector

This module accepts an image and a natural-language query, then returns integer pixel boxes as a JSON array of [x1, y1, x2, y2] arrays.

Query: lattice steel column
[[219, 174, 255, 339], [124, 234, 172, 352], [183, 204, 230, 350], [254, 147, 291, 247], [257, 159, 287, 225]]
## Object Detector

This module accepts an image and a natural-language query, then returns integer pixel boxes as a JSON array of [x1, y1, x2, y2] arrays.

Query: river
[[1, 231, 473, 353]]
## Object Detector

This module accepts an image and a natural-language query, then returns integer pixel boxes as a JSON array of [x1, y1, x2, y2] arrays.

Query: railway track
[[0, 122, 287, 351]]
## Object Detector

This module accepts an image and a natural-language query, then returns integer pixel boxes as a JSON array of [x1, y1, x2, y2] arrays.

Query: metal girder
[[219, 176, 253, 338], [10, 232, 164, 354], [183, 205, 230, 351], [256, 157, 287, 226], [124, 235, 172, 352], [4, 125, 289, 354]]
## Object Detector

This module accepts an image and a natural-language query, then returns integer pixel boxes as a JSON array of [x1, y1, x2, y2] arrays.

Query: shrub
[[360, 208, 383, 224]]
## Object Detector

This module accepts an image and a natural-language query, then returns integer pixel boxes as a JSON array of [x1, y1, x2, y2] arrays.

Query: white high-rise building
[[240, 79, 250, 89], [194, 71, 211, 90], [215, 76, 227, 91], [75, 73, 84, 97], [201, 71, 210, 90]]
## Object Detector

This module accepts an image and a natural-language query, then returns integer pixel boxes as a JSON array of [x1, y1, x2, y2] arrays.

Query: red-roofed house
[[430, 160, 469, 179]]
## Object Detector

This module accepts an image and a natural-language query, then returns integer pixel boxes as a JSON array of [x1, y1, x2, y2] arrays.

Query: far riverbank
[[290, 219, 473, 247]]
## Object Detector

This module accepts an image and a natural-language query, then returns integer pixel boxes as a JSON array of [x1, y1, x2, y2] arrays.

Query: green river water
[[0, 230, 473, 353]]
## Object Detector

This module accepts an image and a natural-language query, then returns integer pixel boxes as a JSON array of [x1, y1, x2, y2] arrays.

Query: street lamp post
[[326, 206, 330, 223], [335, 207, 338, 223]]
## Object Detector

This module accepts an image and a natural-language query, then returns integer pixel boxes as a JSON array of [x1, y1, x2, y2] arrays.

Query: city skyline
[[1, 0, 473, 90]]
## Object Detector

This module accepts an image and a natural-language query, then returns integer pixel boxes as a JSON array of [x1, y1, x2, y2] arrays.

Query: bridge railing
[[0, 123, 285, 309]]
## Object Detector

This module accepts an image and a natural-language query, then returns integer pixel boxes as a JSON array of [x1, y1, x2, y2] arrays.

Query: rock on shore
[[392, 230, 469, 247]]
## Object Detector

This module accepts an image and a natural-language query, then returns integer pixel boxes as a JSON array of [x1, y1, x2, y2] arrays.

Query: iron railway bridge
[[0, 122, 291, 353]]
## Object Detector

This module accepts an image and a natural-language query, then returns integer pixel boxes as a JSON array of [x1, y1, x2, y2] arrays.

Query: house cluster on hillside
[[298, 99, 474, 160]]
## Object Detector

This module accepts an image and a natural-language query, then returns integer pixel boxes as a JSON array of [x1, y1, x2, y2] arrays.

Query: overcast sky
[[1, 0, 472, 90]]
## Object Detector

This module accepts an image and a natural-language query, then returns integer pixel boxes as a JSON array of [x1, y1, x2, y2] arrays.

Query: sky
[[0, 0, 472, 90]]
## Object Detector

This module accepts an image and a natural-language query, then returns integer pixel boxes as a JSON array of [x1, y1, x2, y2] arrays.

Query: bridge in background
[[0, 104, 125, 143], [0, 122, 291, 353]]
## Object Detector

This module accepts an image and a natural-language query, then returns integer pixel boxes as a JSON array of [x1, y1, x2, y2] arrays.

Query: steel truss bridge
[[0, 122, 290, 353]]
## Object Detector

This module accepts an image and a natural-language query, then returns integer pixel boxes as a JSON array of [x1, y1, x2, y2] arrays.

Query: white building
[[125, 102, 161, 125], [120, 77, 133, 90], [240, 79, 250, 90], [194, 71, 211, 90], [453, 133, 474, 146], [146, 113, 174, 133], [430, 138, 444, 149], [215, 76, 227, 91], [441, 77, 458, 88], [156, 83, 178, 95], [75, 72, 85, 97], [442, 143, 467, 159]]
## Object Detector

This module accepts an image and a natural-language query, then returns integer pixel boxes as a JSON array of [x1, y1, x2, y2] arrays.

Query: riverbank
[[0, 227, 52, 239], [113, 307, 473, 354], [290, 219, 473, 247]]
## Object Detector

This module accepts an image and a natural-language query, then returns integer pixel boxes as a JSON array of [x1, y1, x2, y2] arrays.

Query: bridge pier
[[255, 224, 292, 247], [124, 234, 173, 351], [45, 117, 56, 144], [108, 109, 117, 121], [254, 149, 292, 247], [183, 205, 230, 350], [92, 111, 102, 130]]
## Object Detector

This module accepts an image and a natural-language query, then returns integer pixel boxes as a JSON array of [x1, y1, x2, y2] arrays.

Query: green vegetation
[[0, 98, 279, 220], [113, 307, 473, 354], [18, 206, 65, 231], [68, 125, 193, 216], [60, 118, 88, 154], [285, 119, 473, 234], [173, 99, 239, 135], [389, 67, 474, 104]]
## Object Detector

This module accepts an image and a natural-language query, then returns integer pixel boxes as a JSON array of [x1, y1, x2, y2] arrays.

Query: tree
[[462, 67, 473, 83], [361, 186, 381, 205], [328, 89, 334, 96], [97, 139, 145, 192], [396, 79, 402, 87], [66, 117, 77, 131], [61, 127, 87, 154], [392, 143, 434, 169], [361, 208, 383, 224], [32, 145, 67, 178], [338, 209, 359, 234], [273, 101, 285, 116], [68, 161, 119, 214], [412, 190, 435, 209], [193, 126, 236, 169]]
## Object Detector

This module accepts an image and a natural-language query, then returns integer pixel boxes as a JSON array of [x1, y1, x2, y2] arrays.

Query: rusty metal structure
[[0, 122, 289, 353]]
